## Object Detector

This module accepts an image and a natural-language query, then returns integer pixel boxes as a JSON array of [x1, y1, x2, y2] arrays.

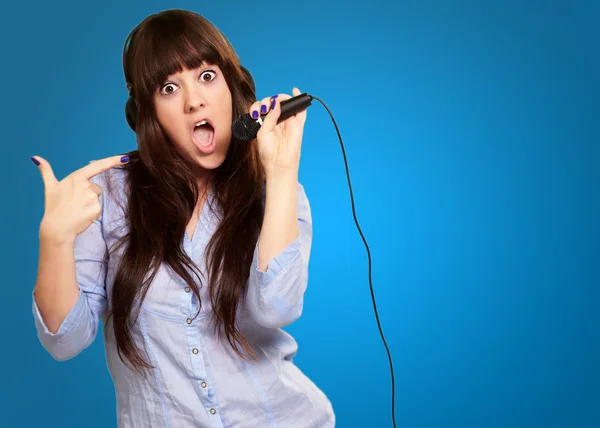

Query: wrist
[[39, 217, 76, 247], [264, 166, 299, 183]]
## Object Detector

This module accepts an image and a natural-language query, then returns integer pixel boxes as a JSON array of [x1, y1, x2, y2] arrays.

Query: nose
[[184, 87, 206, 112]]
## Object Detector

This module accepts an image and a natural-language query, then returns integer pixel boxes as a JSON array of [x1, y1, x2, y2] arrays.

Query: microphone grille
[[232, 115, 261, 142]]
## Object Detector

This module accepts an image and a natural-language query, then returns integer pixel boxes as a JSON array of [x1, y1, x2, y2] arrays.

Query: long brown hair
[[104, 9, 264, 373]]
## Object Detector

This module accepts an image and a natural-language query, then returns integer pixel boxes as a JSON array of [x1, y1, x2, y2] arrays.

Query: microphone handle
[[231, 93, 313, 142], [275, 93, 313, 123]]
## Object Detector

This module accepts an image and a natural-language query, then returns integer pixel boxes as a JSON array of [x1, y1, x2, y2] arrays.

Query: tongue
[[193, 125, 214, 147]]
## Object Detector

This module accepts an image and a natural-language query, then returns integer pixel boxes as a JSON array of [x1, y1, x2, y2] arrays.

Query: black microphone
[[231, 92, 313, 142]]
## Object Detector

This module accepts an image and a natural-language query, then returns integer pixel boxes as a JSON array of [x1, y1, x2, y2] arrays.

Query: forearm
[[257, 168, 300, 271], [34, 221, 80, 334], [246, 176, 312, 329]]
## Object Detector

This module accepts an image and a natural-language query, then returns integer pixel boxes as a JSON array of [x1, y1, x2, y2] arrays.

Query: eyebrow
[[164, 62, 214, 82]]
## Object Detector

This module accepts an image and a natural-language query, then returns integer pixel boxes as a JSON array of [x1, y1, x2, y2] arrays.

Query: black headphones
[[122, 26, 139, 132], [121, 25, 256, 134]]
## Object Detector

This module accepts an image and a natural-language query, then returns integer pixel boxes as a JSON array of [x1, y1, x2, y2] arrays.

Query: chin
[[191, 146, 229, 172], [196, 155, 227, 171]]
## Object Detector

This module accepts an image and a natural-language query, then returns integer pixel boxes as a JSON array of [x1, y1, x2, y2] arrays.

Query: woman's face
[[153, 63, 233, 177]]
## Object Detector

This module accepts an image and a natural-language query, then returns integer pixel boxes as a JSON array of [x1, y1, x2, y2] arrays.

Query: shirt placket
[[181, 220, 224, 427]]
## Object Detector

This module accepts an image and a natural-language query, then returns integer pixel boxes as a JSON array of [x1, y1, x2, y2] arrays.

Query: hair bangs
[[134, 17, 223, 98]]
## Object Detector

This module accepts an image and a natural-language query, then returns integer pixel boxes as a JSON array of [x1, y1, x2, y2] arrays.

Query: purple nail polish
[[252, 110, 258, 119], [261, 105, 267, 114], [271, 94, 278, 98], [120, 155, 129, 163], [31, 157, 40, 166], [270, 98, 276, 109]]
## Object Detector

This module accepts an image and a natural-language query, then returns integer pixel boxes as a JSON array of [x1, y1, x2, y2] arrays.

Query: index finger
[[75, 154, 130, 180]]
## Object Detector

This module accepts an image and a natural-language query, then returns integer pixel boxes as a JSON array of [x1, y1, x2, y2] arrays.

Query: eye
[[160, 83, 178, 96], [200, 70, 216, 82]]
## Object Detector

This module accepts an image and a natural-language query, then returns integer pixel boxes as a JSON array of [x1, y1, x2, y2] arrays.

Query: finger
[[89, 182, 102, 197], [248, 95, 279, 121], [259, 95, 275, 117], [259, 95, 283, 133], [75, 154, 130, 180], [288, 87, 307, 124], [248, 100, 262, 120], [32, 156, 58, 188], [261, 93, 292, 117], [84, 198, 102, 225]]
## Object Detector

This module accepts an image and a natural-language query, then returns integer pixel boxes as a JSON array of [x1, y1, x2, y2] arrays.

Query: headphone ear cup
[[125, 97, 137, 131], [240, 65, 255, 94]]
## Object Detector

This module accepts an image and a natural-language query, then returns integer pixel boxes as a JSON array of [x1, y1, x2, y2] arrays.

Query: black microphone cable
[[311, 96, 397, 428], [231, 94, 397, 427]]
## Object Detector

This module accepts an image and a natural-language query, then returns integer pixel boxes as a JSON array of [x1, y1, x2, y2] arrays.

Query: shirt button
[[210, 408, 216, 415], [192, 348, 199, 354], [201, 381, 207, 388], [186, 318, 192, 325], [184, 286, 190, 292]]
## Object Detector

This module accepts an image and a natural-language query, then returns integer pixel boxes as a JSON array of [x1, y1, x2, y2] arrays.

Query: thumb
[[31, 156, 58, 187]]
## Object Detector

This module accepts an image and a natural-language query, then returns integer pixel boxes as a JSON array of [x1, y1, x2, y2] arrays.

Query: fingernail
[[31, 157, 40, 166], [120, 155, 129, 163], [270, 98, 276, 109], [261, 105, 267, 114], [271, 94, 278, 98], [252, 110, 258, 119]]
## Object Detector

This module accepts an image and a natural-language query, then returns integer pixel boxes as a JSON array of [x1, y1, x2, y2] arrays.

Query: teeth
[[195, 120, 207, 127]]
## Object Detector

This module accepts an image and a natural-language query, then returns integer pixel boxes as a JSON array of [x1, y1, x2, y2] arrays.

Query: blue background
[[1, 0, 598, 427]]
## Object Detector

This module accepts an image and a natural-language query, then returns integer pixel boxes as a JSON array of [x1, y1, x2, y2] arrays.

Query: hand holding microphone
[[233, 88, 313, 174]]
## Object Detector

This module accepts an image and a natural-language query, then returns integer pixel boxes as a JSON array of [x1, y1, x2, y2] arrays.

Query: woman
[[31, 9, 335, 427]]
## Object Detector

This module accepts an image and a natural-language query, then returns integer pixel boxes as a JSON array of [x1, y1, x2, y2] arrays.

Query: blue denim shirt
[[32, 167, 335, 427]]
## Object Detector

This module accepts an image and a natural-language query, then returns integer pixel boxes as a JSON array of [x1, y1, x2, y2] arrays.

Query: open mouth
[[192, 120, 216, 153]]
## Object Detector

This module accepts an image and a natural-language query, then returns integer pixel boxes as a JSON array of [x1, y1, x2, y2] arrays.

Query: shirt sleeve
[[245, 182, 312, 329], [32, 173, 109, 361]]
